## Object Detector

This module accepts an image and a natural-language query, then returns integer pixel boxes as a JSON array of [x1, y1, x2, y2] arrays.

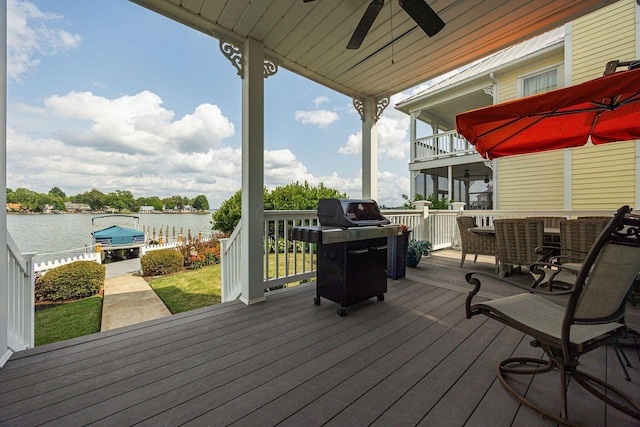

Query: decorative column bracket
[[219, 39, 279, 79], [483, 86, 494, 97], [352, 96, 390, 122]]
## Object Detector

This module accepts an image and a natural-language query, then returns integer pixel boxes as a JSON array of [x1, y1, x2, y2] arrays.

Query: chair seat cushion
[[476, 293, 622, 345]]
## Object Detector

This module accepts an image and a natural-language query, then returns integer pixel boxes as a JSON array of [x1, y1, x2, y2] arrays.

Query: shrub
[[141, 249, 184, 276], [176, 237, 221, 269], [35, 261, 106, 302]]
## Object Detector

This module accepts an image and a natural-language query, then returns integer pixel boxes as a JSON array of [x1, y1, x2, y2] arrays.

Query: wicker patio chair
[[493, 218, 545, 277], [465, 205, 640, 425], [527, 215, 565, 227], [532, 216, 612, 289], [456, 216, 497, 268], [560, 216, 611, 263], [528, 215, 565, 244]]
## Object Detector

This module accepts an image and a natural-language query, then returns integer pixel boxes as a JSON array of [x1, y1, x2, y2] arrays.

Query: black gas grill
[[292, 199, 401, 316]]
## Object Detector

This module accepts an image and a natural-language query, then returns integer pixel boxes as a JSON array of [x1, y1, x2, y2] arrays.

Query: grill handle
[[370, 245, 388, 251], [348, 248, 369, 255]]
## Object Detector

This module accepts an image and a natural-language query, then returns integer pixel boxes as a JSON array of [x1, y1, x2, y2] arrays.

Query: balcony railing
[[413, 130, 476, 162]]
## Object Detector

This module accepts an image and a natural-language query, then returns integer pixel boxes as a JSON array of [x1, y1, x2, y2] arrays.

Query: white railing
[[426, 210, 459, 250], [219, 208, 435, 303], [263, 211, 318, 290], [414, 130, 476, 162], [220, 205, 622, 302], [383, 209, 423, 239], [6, 234, 36, 356], [220, 224, 242, 303]]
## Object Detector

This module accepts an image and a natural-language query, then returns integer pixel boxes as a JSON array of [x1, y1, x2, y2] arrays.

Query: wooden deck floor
[[1, 250, 639, 426]]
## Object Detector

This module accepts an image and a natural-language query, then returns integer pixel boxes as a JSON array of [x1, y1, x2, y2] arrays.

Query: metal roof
[[396, 27, 565, 107]]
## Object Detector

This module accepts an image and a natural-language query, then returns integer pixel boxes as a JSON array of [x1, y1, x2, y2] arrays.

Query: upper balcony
[[412, 130, 476, 163]]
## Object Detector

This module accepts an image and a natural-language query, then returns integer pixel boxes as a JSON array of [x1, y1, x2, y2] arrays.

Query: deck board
[[1, 249, 638, 426]]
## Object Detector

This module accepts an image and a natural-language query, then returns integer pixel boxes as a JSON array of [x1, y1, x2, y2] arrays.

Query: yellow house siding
[[571, 142, 637, 209], [572, 0, 636, 83], [497, 54, 563, 103], [497, 151, 564, 209]]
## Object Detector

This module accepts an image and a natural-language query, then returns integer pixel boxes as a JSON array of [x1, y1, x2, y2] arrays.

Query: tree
[[73, 189, 106, 211], [211, 190, 244, 233], [13, 188, 40, 211], [136, 196, 163, 211], [105, 190, 135, 212], [6, 188, 16, 203], [162, 195, 189, 210], [192, 194, 209, 211], [49, 187, 66, 199], [268, 182, 346, 210], [211, 182, 347, 233]]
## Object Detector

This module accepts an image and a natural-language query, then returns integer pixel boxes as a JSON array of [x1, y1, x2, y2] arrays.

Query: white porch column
[[0, 0, 9, 365], [355, 96, 388, 200], [240, 38, 266, 305], [447, 165, 453, 201], [362, 97, 378, 199]]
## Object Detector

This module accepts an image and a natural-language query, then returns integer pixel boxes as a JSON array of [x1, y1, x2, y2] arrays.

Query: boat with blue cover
[[92, 215, 146, 261]]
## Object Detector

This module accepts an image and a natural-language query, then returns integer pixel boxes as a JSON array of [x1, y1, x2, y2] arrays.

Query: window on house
[[522, 69, 558, 96]]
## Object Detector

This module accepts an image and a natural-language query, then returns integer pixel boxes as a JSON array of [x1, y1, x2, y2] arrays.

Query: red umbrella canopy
[[456, 67, 640, 159]]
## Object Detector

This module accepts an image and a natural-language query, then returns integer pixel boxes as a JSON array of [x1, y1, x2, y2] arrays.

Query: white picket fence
[[34, 253, 102, 275]]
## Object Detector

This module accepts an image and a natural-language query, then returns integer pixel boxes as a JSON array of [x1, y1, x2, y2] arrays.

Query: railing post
[[450, 202, 466, 248], [22, 252, 36, 350], [414, 200, 430, 242], [219, 237, 229, 302]]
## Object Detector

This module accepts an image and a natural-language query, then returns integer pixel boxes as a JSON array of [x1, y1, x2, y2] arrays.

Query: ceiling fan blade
[[399, 0, 445, 37], [347, 0, 385, 50]]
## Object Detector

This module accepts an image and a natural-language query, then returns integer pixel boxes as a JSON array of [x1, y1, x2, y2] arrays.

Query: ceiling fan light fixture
[[398, 0, 445, 37]]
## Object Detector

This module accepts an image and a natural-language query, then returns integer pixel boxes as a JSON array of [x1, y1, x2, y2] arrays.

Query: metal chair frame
[[465, 206, 640, 426]]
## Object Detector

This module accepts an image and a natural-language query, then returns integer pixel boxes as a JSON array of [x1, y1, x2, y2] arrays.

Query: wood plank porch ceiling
[[129, 0, 617, 99], [1, 251, 638, 425]]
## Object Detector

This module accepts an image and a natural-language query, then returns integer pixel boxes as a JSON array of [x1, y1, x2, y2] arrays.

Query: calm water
[[8, 213, 215, 263]]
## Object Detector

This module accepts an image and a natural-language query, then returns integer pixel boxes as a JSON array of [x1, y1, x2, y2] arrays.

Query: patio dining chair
[[493, 218, 545, 277], [527, 215, 565, 244], [456, 216, 497, 268], [465, 205, 640, 425], [532, 216, 612, 290]]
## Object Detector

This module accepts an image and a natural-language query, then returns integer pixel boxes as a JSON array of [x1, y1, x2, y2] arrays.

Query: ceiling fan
[[304, 0, 445, 50]]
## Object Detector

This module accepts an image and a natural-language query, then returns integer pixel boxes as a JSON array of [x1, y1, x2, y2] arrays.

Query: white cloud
[[339, 131, 362, 155], [7, 0, 82, 81], [294, 109, 340, 129], [43, 90, 235, 154], [338, 94, 409, 160], [312, 96, 330, 107]]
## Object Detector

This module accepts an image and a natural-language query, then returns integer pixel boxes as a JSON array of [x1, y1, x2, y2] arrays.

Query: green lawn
[[149, 264, 222, 314], [35, 295, 103, 347], [34, 253, 315, 345]]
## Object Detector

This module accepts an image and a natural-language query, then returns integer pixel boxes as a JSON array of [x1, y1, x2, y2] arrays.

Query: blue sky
[[6, 0, 438, 208]]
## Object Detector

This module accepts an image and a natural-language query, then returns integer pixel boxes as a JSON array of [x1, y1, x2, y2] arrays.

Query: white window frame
[[516, 63, 564, 97]]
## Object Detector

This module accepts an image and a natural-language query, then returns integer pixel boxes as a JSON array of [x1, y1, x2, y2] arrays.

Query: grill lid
[[317, 198, 390, 227]]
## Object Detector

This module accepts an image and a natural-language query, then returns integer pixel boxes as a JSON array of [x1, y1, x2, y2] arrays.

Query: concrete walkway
[[101, 258, 172, 331]]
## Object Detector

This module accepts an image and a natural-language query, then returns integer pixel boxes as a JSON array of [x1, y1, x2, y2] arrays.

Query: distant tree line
[[6, 186, 210, 213]]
